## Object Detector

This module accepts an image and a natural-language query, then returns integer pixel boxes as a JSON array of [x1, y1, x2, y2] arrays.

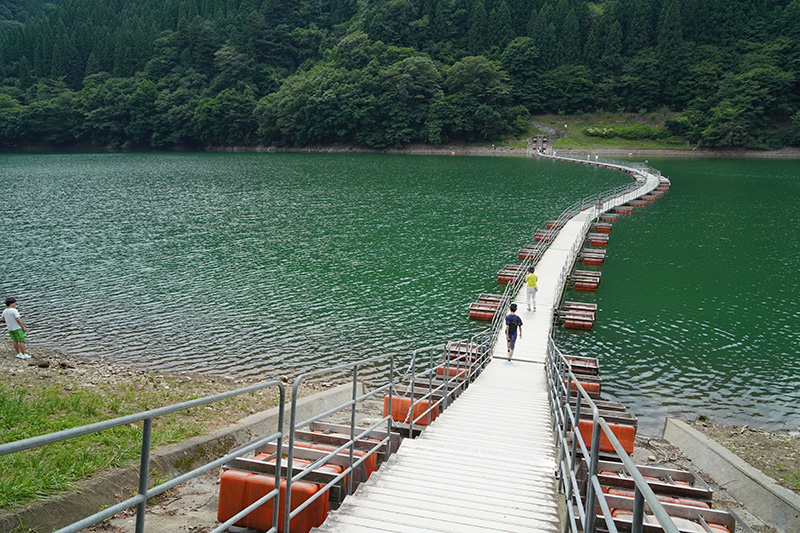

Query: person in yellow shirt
[[525, 266, 538, 312]]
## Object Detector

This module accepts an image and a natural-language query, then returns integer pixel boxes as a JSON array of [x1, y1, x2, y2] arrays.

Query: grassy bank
[[533, 111, 691, 151], [0, 344, 287, 510]]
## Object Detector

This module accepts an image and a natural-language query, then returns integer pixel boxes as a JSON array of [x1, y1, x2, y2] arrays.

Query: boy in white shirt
[[2, 298, 29, 359]]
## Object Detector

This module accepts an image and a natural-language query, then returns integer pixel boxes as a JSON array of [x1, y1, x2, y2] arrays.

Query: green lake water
[[1, 153, 797, 434], [0, 152, 623, 377], [555, 157, 800, 434]]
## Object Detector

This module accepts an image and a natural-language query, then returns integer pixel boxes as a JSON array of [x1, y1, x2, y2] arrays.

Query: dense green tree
[[501, 36, 540, 110], [427, 55, 516, 142], [368, 0, 417, 47], [0, 0, 797, 148], [608, 49, 661, 111], [582, 22, 601, 65], [656, 0, 686, 105], [126, 79, 158, 146], [467, 0, 489, 54], [330, 0, 358, 25], [489, 2, 514, 50], [558, 9, 581, 64], [19, 83, 82, 145], [0, 94, 23, 146], [79, 76, 137, 146], [673, 46, 724, 108], [624, 0, 654, 54], [530, 3, 556, 70], [538, 64, 594, 113], [192, 86, 258, 145], [211, 44, 257, 92], [360, 55, 443, 146], [151, 86, 199, 146], [788, 110, 800, 145], [16, 56, 33, 90], [701, 99, 757, 147]]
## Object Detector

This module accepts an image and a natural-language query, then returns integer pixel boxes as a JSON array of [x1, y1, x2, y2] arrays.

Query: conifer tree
[[583, 23, 602, 65], [625, 0, 653, 54], [558, 8, 581, 64], [605, 20, 622, 58], [468, 0, 490, 54], [17, 56, 33, 89], [490, 1, 514, 50], [657, 0, 686, 105], [530, 2, 555, 69]]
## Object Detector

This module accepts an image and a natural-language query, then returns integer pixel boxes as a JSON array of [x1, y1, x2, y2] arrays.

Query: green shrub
[[584, 124, 669, 140]]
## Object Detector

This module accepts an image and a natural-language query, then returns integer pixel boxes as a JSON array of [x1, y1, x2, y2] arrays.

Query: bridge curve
[[313, 156, 662, 532]]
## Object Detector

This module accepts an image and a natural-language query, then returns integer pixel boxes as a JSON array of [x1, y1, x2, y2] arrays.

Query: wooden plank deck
[[312, 167, 661, 532]]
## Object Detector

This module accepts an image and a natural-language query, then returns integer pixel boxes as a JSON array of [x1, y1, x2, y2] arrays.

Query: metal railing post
[[583, 410, 602, 533], [633, 486, 645, 533], [442, 344, 450, 411], [569, 390, 581, 474], [349, 364, 358, 495], [409, 355, 416, 438], [386, 360, 394, 462], [134, 417, 153, 533], [272, 385, 286, 533], [285, 377, 303, 533]]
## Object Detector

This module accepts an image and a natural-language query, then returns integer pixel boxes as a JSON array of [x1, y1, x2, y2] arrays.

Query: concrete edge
[[1, 382, 360, 533], [663, 417, 800, 533]]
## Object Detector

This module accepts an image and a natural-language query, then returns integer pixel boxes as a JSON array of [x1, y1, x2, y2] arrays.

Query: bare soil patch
[[689, 420, 800, 495]]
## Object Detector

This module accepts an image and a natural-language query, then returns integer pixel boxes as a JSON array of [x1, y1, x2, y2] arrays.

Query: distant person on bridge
[[526, 267, 538, 312], [505, 303, 523, 362]]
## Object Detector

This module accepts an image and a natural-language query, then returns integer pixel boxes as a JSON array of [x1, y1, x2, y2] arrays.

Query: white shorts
[[526, 286, 537, 306]]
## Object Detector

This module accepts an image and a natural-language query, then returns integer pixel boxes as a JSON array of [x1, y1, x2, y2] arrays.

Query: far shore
[[8, 143, 800, 159], [207, 142, 800, 159]]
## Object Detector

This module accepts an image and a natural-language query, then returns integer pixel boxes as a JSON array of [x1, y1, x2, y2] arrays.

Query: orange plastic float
[[383, 395, 438, 425], [577, 419, 635, 454], [217, 456, 330, 533]]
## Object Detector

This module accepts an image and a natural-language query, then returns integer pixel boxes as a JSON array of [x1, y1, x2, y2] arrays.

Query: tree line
[[0, 0, 799, 149]]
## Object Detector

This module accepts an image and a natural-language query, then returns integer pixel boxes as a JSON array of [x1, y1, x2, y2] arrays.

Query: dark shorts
[[507, 332, 517, 350]]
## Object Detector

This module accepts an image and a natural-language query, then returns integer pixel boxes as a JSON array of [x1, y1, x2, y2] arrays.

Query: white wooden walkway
[[313, 164, 661, 532]]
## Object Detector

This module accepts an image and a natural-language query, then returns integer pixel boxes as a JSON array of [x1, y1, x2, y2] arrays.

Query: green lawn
[[0, 378, 276, 510], [532, 112, 693, 151]]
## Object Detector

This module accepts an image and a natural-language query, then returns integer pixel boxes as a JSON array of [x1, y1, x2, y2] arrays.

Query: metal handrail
[[285, 353, 397, 533], [0, 380, 287, 533], [546, 337, 680, 533]]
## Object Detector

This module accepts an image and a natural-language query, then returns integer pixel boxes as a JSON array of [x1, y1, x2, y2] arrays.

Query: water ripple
[[1, 152, 625, 384], [556, 159, 800, 434]]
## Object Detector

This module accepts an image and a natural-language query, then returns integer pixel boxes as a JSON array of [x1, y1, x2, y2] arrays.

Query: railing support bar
[[134, 417, 153, 533]]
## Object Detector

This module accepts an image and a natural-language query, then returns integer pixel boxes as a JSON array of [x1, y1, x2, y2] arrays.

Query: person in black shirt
[[505, 303, 523, 361]]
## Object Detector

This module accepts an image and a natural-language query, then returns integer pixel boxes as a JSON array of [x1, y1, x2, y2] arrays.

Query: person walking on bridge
[[505, 303, 523, 362], [526, 266, 538, 312]]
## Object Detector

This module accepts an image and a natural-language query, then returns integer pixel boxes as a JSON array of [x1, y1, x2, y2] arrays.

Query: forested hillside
[[0, 0, 798, 149]]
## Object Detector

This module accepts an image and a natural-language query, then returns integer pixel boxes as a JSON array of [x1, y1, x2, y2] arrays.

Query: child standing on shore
[[3, 298, 30, 359]]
